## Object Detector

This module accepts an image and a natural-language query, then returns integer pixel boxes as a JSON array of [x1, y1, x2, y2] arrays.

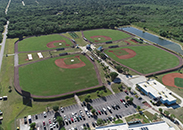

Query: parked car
[[86, 123, 89, 128], [24, 116, 27, 124], [98, 110, 101, 115], [60, 107, 64, 112], [43, 121, 45, 126], [35, 114, 38, 119], [120, 99, 123, 102], [49, 119, 51, 124], [71, 118, 74, 122], [92, 122, 95, 127], [43, 111, 47, 118], [107, 106, 111, 111], [103, 107, 106, 112]]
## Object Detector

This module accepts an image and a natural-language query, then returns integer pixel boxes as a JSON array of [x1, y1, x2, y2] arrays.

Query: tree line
[[4, 0, 183, 43]]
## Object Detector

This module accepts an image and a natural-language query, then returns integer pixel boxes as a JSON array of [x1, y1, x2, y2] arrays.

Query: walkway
[[0, 21, 9, 72]]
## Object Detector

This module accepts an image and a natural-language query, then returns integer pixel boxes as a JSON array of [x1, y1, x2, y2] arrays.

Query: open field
[[104, 45, 180, 74], [18, 34, 73, 52], [19, 54, 99, 96], [18, 48, 81, 65], [62, 32, 88, 46], [0, 39, 79, 130], [83, 29, 131, 43]]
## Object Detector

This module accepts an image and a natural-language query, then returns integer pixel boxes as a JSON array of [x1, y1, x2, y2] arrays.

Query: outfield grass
[[174, 78, 183, 88], [0, 38, 77, 130], [19, 54, 99, 96], [104, 45, 180, 74], [83, 29, 131, 43], [18, 34, 73, 52], [64, 57, 80, 65]]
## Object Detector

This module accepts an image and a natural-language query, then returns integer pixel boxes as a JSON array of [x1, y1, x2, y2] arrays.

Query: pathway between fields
[[0, 21, 9, 72]]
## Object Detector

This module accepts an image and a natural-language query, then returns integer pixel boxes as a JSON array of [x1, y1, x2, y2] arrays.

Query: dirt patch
[[162, 73, 183, 89], [131, 39, 138, 43], [55, 56, 86, 69], [47, 40, 70, 48], [90, 35, 112, 42], [108, 48, 136, 59]]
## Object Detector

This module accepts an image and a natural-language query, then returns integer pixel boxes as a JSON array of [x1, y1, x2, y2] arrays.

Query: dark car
[[24, 116, 27, 124], [103, 119, 106, 122], [116, 104, 120, 109], [35, 114, 38, 119], [116, 114, 119, 119], [86, 123, 89, 128], [112, 105, 115, 110], [95, 112, 98, 115], [83, 101, 86, 106], [92, 122, 95, 127]]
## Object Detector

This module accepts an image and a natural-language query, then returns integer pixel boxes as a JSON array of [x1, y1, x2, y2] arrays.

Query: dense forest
[[0, 0, 7, 43], [2, 0, 183, 42]]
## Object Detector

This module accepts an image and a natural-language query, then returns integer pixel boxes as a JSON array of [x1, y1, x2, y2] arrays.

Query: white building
[[96, 121, 175, 130], [137, 79, 176, 105]]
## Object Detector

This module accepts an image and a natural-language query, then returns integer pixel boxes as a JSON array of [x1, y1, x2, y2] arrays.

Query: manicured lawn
[[111, 83, 121, 93], [169, 107, 183, 123], [83, 29, 131, 43], [19, 54, 99, 96], [18, 34, 73, 52], [64, 57, 80, 65], [112, 49, 129, 56], [113, 119, 123, 124], [104, 45, 180, 74], [174, 78, 183, 88], [18, 51, 51, 65]]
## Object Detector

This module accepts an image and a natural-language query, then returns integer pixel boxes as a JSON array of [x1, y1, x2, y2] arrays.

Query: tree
[[170, 114, 176, 119], [91, 109, 96, 114], [116, 65, 122, 72], [85, 94, 91, 102], [125, 96, 130, 100], [96, 90, 100, 95], [129, 97, 134, 102], [53, 106, 59, 112], [99, 90, 104, 97], [97, 118, 104, 126], [159, 108, 163, 113], [153, 113, 158, 121], [29, 122, 36, 130], [123, 67, 129, 74], [99, 53, 107, 60], [137, 106, 141, 111], [127, 87, 131, 92], [109, 72, 118, 81], [57, 116, 63, 126], [164, 111, 170, 116]]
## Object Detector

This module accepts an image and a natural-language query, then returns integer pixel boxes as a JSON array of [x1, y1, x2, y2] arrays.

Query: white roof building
[[137, 79, 176, 105], [96, 121, 175, 130]]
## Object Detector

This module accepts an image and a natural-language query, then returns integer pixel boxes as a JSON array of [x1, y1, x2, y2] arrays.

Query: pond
[[119, 27, 183, 55]]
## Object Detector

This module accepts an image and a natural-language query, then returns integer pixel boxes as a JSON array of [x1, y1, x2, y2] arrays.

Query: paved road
[[0, 21, 9, 72]]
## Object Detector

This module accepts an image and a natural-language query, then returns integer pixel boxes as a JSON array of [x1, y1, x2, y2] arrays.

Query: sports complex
[[14, 28, 183, 99]]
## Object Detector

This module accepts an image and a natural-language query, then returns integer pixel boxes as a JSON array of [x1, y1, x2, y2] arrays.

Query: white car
[[80, 125, 84, 130], [72, 113, 75, 116], [87, 112, 90, 118], [107, 106, 111, 111], [103, 107, 106, 112], [43, 111, 47, 118], [84, 107, 88, 112], [52, 122, 56, 128]]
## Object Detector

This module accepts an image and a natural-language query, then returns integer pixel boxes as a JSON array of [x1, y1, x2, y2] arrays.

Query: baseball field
[[18, 34, 73, 52], [83, 29, 131, 43], [104, 45, 180, 74], [18, 54, 99, 96]]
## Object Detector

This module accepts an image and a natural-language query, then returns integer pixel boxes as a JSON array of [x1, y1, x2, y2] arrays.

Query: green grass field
[[83, 29, 131, 43], [19, 54, 99, 96], [112, 49, 129, 56], [174, 78, 183, 88], [18, 34, 73, 52], [64, 57, 80, 65], [104, 45, 180, 74]]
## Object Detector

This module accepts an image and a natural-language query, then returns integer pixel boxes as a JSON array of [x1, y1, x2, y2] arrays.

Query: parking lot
[[20, 92, 145, 130]]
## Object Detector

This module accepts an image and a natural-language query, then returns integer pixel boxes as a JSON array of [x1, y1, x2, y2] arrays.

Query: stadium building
[[136, 79, 176, 105]]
